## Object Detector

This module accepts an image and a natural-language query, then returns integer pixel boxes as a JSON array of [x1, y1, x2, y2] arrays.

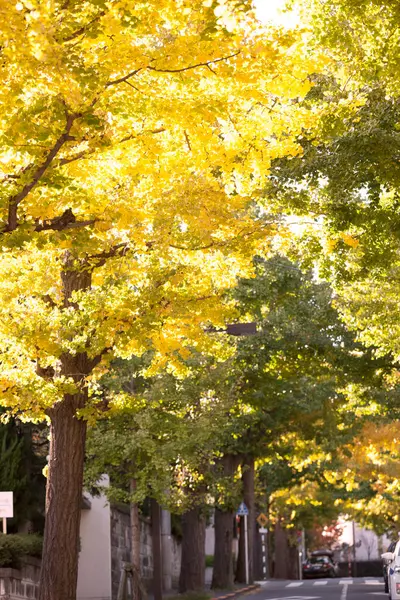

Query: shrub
[[0, 534, 42, 569], [205, 554, 214, 568], [168, 593, 211, 600]]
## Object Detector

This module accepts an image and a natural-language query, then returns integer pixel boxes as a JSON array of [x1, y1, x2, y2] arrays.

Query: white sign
[[237, 502, 249, 516], [0, 492, 13, 518]]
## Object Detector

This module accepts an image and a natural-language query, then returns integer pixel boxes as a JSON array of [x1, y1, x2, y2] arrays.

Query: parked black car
[[303, 551, 338, 579], [383, 541, 397, 593]]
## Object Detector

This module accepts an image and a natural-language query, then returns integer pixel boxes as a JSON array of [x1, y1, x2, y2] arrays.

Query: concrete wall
[[77, 478, 112, 600], [110, 505, 181, 599], [110, 505, 154, 599], [205, 511, 215, 557], [0, 556, 40, 600]]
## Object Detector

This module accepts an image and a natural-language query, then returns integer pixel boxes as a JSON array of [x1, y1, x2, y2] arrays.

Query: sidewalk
[[210, 583, 261, 600], [147, 583, 261, 600]]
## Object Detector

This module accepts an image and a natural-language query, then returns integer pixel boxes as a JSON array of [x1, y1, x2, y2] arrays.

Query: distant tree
[[0, 417, 46, 533], [307, 521, 343, 553]]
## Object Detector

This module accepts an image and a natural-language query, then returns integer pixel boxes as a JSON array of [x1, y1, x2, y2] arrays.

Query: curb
[[210, 584, 261, 600]]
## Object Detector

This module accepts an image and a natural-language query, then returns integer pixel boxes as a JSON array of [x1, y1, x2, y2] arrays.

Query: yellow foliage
[[0, 0, 328, 417], [341, 233, 360, 248]]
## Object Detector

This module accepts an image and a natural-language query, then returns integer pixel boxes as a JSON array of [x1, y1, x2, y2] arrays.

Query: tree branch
[[106, 68, 143, 87], [34, 209, 96, 232], [105, 51, 240, 87], [87, 243, 130, 268], [61, 10, 106, 43], [3, 113, 80, 233], [184, 130, 192, 152], [146, 51, 241, 74]]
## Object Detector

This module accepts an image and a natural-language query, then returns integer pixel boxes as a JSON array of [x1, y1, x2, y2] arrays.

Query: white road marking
[[339, 580, 353, 585], [313, 581, 328, 586], [266, 597, 320, 600], [340, 583, 348, 600], [287, 582, 304, 587], [367, 593, 387, 596], [364, 580, 382, 585]]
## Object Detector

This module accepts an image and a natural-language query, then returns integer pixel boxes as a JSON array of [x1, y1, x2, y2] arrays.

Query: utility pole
[[151, 499, 163, 600], [352, 521, 357, 578], [161, 509, 172, 591]]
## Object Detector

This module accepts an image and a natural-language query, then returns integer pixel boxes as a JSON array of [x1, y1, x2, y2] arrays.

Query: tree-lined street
[[1, 0, 400, 598]]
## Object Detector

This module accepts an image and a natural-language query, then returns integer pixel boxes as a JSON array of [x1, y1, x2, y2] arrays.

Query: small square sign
[[257, 512, 268, 528], [0, 492, 13, 518]]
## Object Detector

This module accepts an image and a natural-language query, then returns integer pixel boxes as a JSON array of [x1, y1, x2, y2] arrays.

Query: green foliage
[[205, 555, 214, 568], [0, 534, 42, 568], [85, 352, 236, 511], [0, 419, 46, 532], [167, 593, 211, 600]]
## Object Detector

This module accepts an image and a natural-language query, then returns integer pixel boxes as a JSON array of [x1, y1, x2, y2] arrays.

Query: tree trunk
[[235, 455, 255, 584], [38, 396, 87, 600], [274, 520, 290, 579], [288, 544, 299, 579], [39, 255, 98, 600], [212, 453, 240, 590], [212, 508, 234, 589], [179, 506, 206, 592]]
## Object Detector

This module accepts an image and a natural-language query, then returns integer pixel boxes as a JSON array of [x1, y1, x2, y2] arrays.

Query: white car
[[382, 541, 400, 599]]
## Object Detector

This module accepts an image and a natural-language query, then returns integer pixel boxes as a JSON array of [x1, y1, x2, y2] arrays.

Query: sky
[[254, 0, 300, 27]]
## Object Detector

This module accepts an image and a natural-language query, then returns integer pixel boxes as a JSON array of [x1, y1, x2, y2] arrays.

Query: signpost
[[259, 522, 269, 579], [0, 492, 13, 534], [237, 502, 249, 585]]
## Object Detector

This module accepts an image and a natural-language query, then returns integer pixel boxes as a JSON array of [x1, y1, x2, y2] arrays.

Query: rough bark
[[274, 520, 290, 579], [179, 506, 206, 592], [38, 394, 87, 600], [288, 544, 299, 580], [212, 453, 240, 590], [235, 455, 255, 584], [212, 508, 235, 589], [39, 256, 97, 600]]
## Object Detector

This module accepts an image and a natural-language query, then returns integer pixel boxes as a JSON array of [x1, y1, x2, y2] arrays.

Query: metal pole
[[2, 518, 6, 535], [244, 514, 249, 585], [352, 521, 357, 578], [299, 550, 302, 580], [161, 509, 172, 592]]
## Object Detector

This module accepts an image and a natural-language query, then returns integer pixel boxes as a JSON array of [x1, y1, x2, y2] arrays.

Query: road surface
[[238, 577, 386, 600]]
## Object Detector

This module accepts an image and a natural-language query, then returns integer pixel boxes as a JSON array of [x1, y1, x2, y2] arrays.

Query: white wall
[[205, 510, 215, 556], [338, 518, 392, 561], [77, 476, 112, 600]]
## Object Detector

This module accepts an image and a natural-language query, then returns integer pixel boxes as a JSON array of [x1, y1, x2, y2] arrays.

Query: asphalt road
[[239, 577, 387, 600]]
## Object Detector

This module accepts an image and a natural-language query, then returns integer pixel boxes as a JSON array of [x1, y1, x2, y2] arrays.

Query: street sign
[[0, 492, 13, 518], [237, 502, 249, 516], [256, 512, 268, 527], [226, 323, 257, 336]]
